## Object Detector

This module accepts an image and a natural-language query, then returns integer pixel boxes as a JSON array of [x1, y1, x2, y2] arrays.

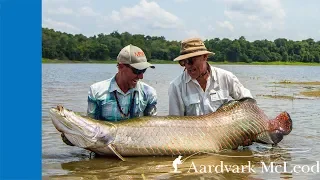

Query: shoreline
[[42, 58, 320, 66]]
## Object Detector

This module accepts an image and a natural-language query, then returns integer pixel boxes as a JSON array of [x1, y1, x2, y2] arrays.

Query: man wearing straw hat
[[168, 38, 252, 116]]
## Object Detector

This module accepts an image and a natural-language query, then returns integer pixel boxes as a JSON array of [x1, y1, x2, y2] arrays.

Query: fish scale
[[50, 98, 292, 160], [96, 103, 266, 155]]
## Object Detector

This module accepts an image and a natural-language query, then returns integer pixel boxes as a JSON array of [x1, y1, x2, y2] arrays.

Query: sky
[[42, 0, 320, 42]]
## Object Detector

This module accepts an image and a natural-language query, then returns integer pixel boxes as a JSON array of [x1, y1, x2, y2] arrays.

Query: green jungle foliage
[[42, 28, 320, 63]]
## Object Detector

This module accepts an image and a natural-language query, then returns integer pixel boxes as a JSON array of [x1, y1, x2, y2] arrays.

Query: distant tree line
[[42, 28, 320, 63]]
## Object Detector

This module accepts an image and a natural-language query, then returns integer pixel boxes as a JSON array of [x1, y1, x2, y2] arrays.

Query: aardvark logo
[[172, 155, 183, 173]]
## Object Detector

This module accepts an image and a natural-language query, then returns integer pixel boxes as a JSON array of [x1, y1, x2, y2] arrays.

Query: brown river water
[[42, 64, 320, 179]]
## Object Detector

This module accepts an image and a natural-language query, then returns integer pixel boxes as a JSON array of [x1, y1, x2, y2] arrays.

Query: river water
[[42, 64, 320, 179]]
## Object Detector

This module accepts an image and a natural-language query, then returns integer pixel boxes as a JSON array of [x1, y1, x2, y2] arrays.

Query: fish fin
[[266, 111, 292, 144], [256, 131, 274, 144], [216, 100, 238, 112], [274, 112, 292, 135], [107, 144, 126, 161], [216, 98, 256, 112], [269, 131, 284, 145], [238, 97, 256, 103]]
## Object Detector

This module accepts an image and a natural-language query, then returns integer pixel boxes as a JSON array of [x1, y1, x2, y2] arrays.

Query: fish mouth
[[49, 107, 77, 134]]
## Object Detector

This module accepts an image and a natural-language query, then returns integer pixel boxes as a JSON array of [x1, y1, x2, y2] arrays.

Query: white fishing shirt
[[168, 65, 253, 116]]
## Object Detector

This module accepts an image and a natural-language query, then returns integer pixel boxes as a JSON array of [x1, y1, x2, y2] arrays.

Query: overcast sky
[[42, 0, 320, 42]]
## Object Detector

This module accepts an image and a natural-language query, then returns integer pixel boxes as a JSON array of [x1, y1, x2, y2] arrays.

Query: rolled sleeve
[[87, 86, 100, 119], [143, 88, 158, 116], [228, 74, 253, 100], [168, 83, 185, 116]]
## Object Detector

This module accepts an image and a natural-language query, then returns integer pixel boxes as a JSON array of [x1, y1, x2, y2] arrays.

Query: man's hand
[[61, 133, 74, 146]]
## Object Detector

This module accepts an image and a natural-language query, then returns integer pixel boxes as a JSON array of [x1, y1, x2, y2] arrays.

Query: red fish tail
[[271, 111, 293, 135]]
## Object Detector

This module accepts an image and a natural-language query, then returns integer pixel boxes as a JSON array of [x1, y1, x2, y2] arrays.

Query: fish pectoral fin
[[107, 144, 126, 161], [256, 132, 274, 144]]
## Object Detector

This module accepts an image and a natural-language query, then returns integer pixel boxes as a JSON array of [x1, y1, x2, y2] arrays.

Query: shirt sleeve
[[228, 73, 253, 100], [168, 83, 185, 116], [87, 86, 100, 119], [143, 88, 158, 116]]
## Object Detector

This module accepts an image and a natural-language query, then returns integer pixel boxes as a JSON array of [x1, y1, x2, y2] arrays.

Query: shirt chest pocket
[[184, 93, 201, 115], [210, 90, 228, 101], [209, 89, 229, 109], [100, 97, 143, 120], [100, 100, 124, 121]]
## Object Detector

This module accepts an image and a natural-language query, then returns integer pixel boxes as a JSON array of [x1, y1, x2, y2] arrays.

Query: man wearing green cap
[[169, 38, 252, 116]]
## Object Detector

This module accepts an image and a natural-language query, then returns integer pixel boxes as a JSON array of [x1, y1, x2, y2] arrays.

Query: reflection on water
[[44, 146, 293, 180], [44, 145, 310, 180], [42, 64, 320, 179]]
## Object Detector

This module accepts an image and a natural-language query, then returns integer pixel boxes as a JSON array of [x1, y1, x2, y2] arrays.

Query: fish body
[[49, 98, 292, 157]]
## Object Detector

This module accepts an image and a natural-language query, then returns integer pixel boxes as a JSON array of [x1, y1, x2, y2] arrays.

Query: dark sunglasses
[[179, 56, 199, 66], [124, 64, 146, 75]]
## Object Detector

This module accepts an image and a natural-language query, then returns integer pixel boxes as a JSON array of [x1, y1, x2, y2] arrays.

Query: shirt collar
[[183, 64, 216, 84], [184, 69, 192, 84], [209, 65, 217, 81], [108, 75, 138, 95]]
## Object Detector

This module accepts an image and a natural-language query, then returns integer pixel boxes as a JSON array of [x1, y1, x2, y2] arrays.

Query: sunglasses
[[124, 64, 147, 75], [179, 56, 201, 66]]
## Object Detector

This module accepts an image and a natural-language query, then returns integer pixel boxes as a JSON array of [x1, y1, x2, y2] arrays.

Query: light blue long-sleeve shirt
[[87, 76, 157, 121]]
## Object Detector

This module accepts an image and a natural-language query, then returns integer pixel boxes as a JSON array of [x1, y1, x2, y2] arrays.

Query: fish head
[[49, 106, 117, 148]]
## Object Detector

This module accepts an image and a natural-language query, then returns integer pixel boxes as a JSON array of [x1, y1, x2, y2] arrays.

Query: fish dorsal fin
[[215, 100, 239, 113], [215, 98, 256, 113]]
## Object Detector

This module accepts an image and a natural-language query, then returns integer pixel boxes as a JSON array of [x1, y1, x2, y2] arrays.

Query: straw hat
[[173, 38, 215, 61]]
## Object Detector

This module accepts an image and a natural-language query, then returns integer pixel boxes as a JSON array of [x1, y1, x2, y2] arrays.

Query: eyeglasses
[[124, 64, 147, 75], [179, 56, 200, 66]]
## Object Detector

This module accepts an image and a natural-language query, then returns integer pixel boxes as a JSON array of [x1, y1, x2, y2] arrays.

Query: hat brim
[[173, 51, 215, 61], [130, 62, 155, 70]]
